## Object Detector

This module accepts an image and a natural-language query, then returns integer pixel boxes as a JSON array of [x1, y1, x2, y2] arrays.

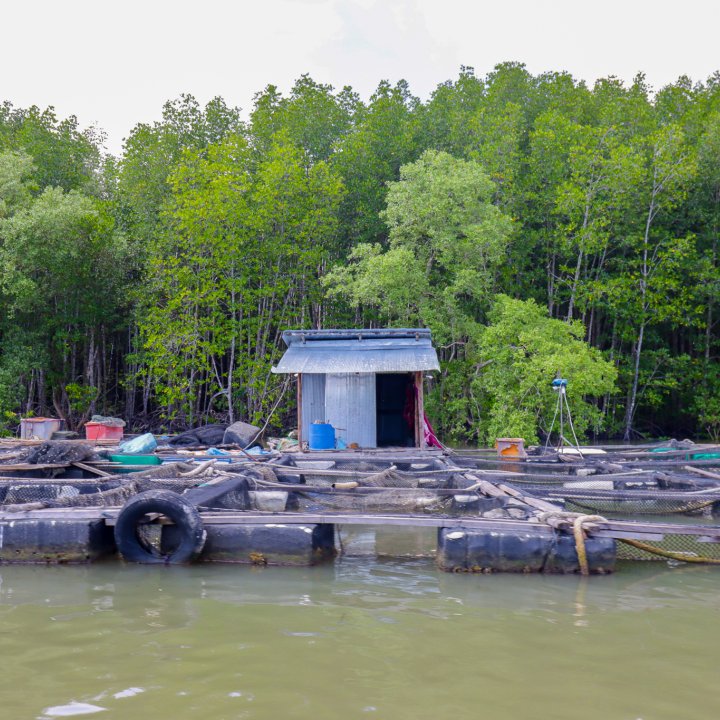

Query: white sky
[[1, 0, 718, 155]]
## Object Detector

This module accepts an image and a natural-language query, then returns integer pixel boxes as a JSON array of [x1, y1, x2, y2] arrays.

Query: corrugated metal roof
[[272, 329, 440, 374]]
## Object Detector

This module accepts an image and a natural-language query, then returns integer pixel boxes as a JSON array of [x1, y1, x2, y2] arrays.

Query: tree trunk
[[623, 321, 645, 440]]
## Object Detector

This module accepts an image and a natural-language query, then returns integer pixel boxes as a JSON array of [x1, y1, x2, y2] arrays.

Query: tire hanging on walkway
[[114, 489, 206, 564]]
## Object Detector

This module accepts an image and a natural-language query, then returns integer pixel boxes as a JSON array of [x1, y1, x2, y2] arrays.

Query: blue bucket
[[309, 422, 335, 450]]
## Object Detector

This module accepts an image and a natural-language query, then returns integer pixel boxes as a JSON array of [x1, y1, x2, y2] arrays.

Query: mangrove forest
[[1, 63, 719, 443]]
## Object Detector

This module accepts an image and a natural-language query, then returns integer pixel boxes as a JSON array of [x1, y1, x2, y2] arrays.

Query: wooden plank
[[684, 466, 720, 481], [605, 531, 665, 541], [625, 458, 720, 469], [264, 464, 455, 477], [414, 371, 424, 449], [72, 462, 113, 478], [189, 513, 692, 541], [0, 509, 111, 521], [0, 476, 118, 484], [0, 463, 69, 471], [296, 372, 303, 447], [543, 489, 720, 501], [493, 482, 563, 512], [614, 445, 720, 459], [600, 519, 720, 537]]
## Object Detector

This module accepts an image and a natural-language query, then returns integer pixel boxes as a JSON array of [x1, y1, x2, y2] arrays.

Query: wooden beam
[[684, 465, 720, 482], [0, 463, 69, 471], [296, 372, 303, 445], [414, 371, 424, 449], [71, 462, 113, 478]]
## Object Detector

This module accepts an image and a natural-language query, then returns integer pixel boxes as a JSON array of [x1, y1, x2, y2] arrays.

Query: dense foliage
[[0, 64, 719, 442]]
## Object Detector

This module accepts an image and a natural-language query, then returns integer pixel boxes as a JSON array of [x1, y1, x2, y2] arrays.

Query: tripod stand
[[544, 378, 582, 455]]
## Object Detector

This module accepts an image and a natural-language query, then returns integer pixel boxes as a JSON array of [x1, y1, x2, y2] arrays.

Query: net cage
[[3, 445, 720, 563]]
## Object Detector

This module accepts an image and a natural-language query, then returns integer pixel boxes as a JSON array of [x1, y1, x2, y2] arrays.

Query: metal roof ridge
[[282, 328, 433, 345]]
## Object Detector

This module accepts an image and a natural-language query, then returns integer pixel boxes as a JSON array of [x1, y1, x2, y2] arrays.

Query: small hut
[[272, 328, 440, 449]]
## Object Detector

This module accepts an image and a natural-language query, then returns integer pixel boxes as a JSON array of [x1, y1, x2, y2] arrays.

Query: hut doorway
[[376, 373, 416, 447]]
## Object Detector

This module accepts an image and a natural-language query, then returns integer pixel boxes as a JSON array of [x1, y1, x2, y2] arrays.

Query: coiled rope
[[572, 514, 608, 576], [538, 509, 720, 568], [537, 511, 607, 575]]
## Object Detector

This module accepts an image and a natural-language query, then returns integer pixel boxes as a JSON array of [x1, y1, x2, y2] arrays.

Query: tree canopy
[[0, 64, 719, 443]]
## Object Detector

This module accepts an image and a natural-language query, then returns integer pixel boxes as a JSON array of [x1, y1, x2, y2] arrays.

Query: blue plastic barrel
[[309, 422, 335, 450]]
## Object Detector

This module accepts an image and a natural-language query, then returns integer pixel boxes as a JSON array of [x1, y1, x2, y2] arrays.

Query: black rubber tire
[[114, 489, 206, 564]]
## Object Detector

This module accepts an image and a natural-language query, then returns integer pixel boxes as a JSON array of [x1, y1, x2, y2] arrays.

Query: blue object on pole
[[552, 378, 568, 388]]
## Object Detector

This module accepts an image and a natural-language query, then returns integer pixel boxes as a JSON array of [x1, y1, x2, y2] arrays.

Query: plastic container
[[20, 417, 62, 441], [108, 454, 161, 466], [85, 422, 124, 442], [118, 433, 157, 454], [308, 422, 335, 450], [495, 438, 527, 458]]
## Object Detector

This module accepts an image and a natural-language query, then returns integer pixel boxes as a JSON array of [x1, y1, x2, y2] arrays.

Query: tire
[[114, 489, 206, 564]]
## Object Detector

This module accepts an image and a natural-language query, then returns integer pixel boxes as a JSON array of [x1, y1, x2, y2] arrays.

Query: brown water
[[1, 555, 719, 720]]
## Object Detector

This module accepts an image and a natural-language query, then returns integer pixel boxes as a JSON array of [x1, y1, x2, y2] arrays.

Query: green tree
[[476, 295, 618, 444], [332, 80, 420, 247], [326, 149, 512, 339], [140, 132, 344, 426], [326, 149, 512, 438], [616, 125, 697, 439], [0, 187, 128, 421]]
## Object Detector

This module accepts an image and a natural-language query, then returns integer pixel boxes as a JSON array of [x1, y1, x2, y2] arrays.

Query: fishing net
[[616, 534, 720, 562], [358, 468, 417, 488], [89, 415, 126, 427], [3, 445, 720, 566], [0, 463, 217, 511], [506, 472, 720, 518], [16, 441, 98, 465], [296, 489, 448, 514]]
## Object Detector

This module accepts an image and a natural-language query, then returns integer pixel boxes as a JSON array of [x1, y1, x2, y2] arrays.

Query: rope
[[618, 538, 720, 565], [178, 459, 217, 477], [573, 514, 607, 575], [537, 511, 607, 576]]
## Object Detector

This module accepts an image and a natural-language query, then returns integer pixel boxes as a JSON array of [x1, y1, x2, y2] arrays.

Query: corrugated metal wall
[[325, 373, 377, 448], [300, 374, 326, 443]]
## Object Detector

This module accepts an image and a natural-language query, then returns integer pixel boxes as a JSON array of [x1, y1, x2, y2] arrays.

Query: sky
[[1, 0, 719, 155]]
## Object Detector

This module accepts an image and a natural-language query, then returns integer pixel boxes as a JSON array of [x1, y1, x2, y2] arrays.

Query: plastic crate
[[84, 423, 124, 442], [20, 417, 62, 441]]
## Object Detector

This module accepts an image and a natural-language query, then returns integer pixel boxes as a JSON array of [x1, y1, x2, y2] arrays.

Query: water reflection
[[0, 558, 718, 719], [2, 557, 720, 619]]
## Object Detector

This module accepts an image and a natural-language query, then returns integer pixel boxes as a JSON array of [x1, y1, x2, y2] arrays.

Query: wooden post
[[296, 373, 303, 446], [414, 371, 424, 449]]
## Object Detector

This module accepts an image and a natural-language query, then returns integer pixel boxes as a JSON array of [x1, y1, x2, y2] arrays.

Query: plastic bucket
[[309, 423, 335, 450]]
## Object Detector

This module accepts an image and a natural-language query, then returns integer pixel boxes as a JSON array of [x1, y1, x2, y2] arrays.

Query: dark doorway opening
[[376, 373, 415, 447]]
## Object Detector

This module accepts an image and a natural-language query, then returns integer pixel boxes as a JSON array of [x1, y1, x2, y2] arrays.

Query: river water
[[1, 545, 719, 720]]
